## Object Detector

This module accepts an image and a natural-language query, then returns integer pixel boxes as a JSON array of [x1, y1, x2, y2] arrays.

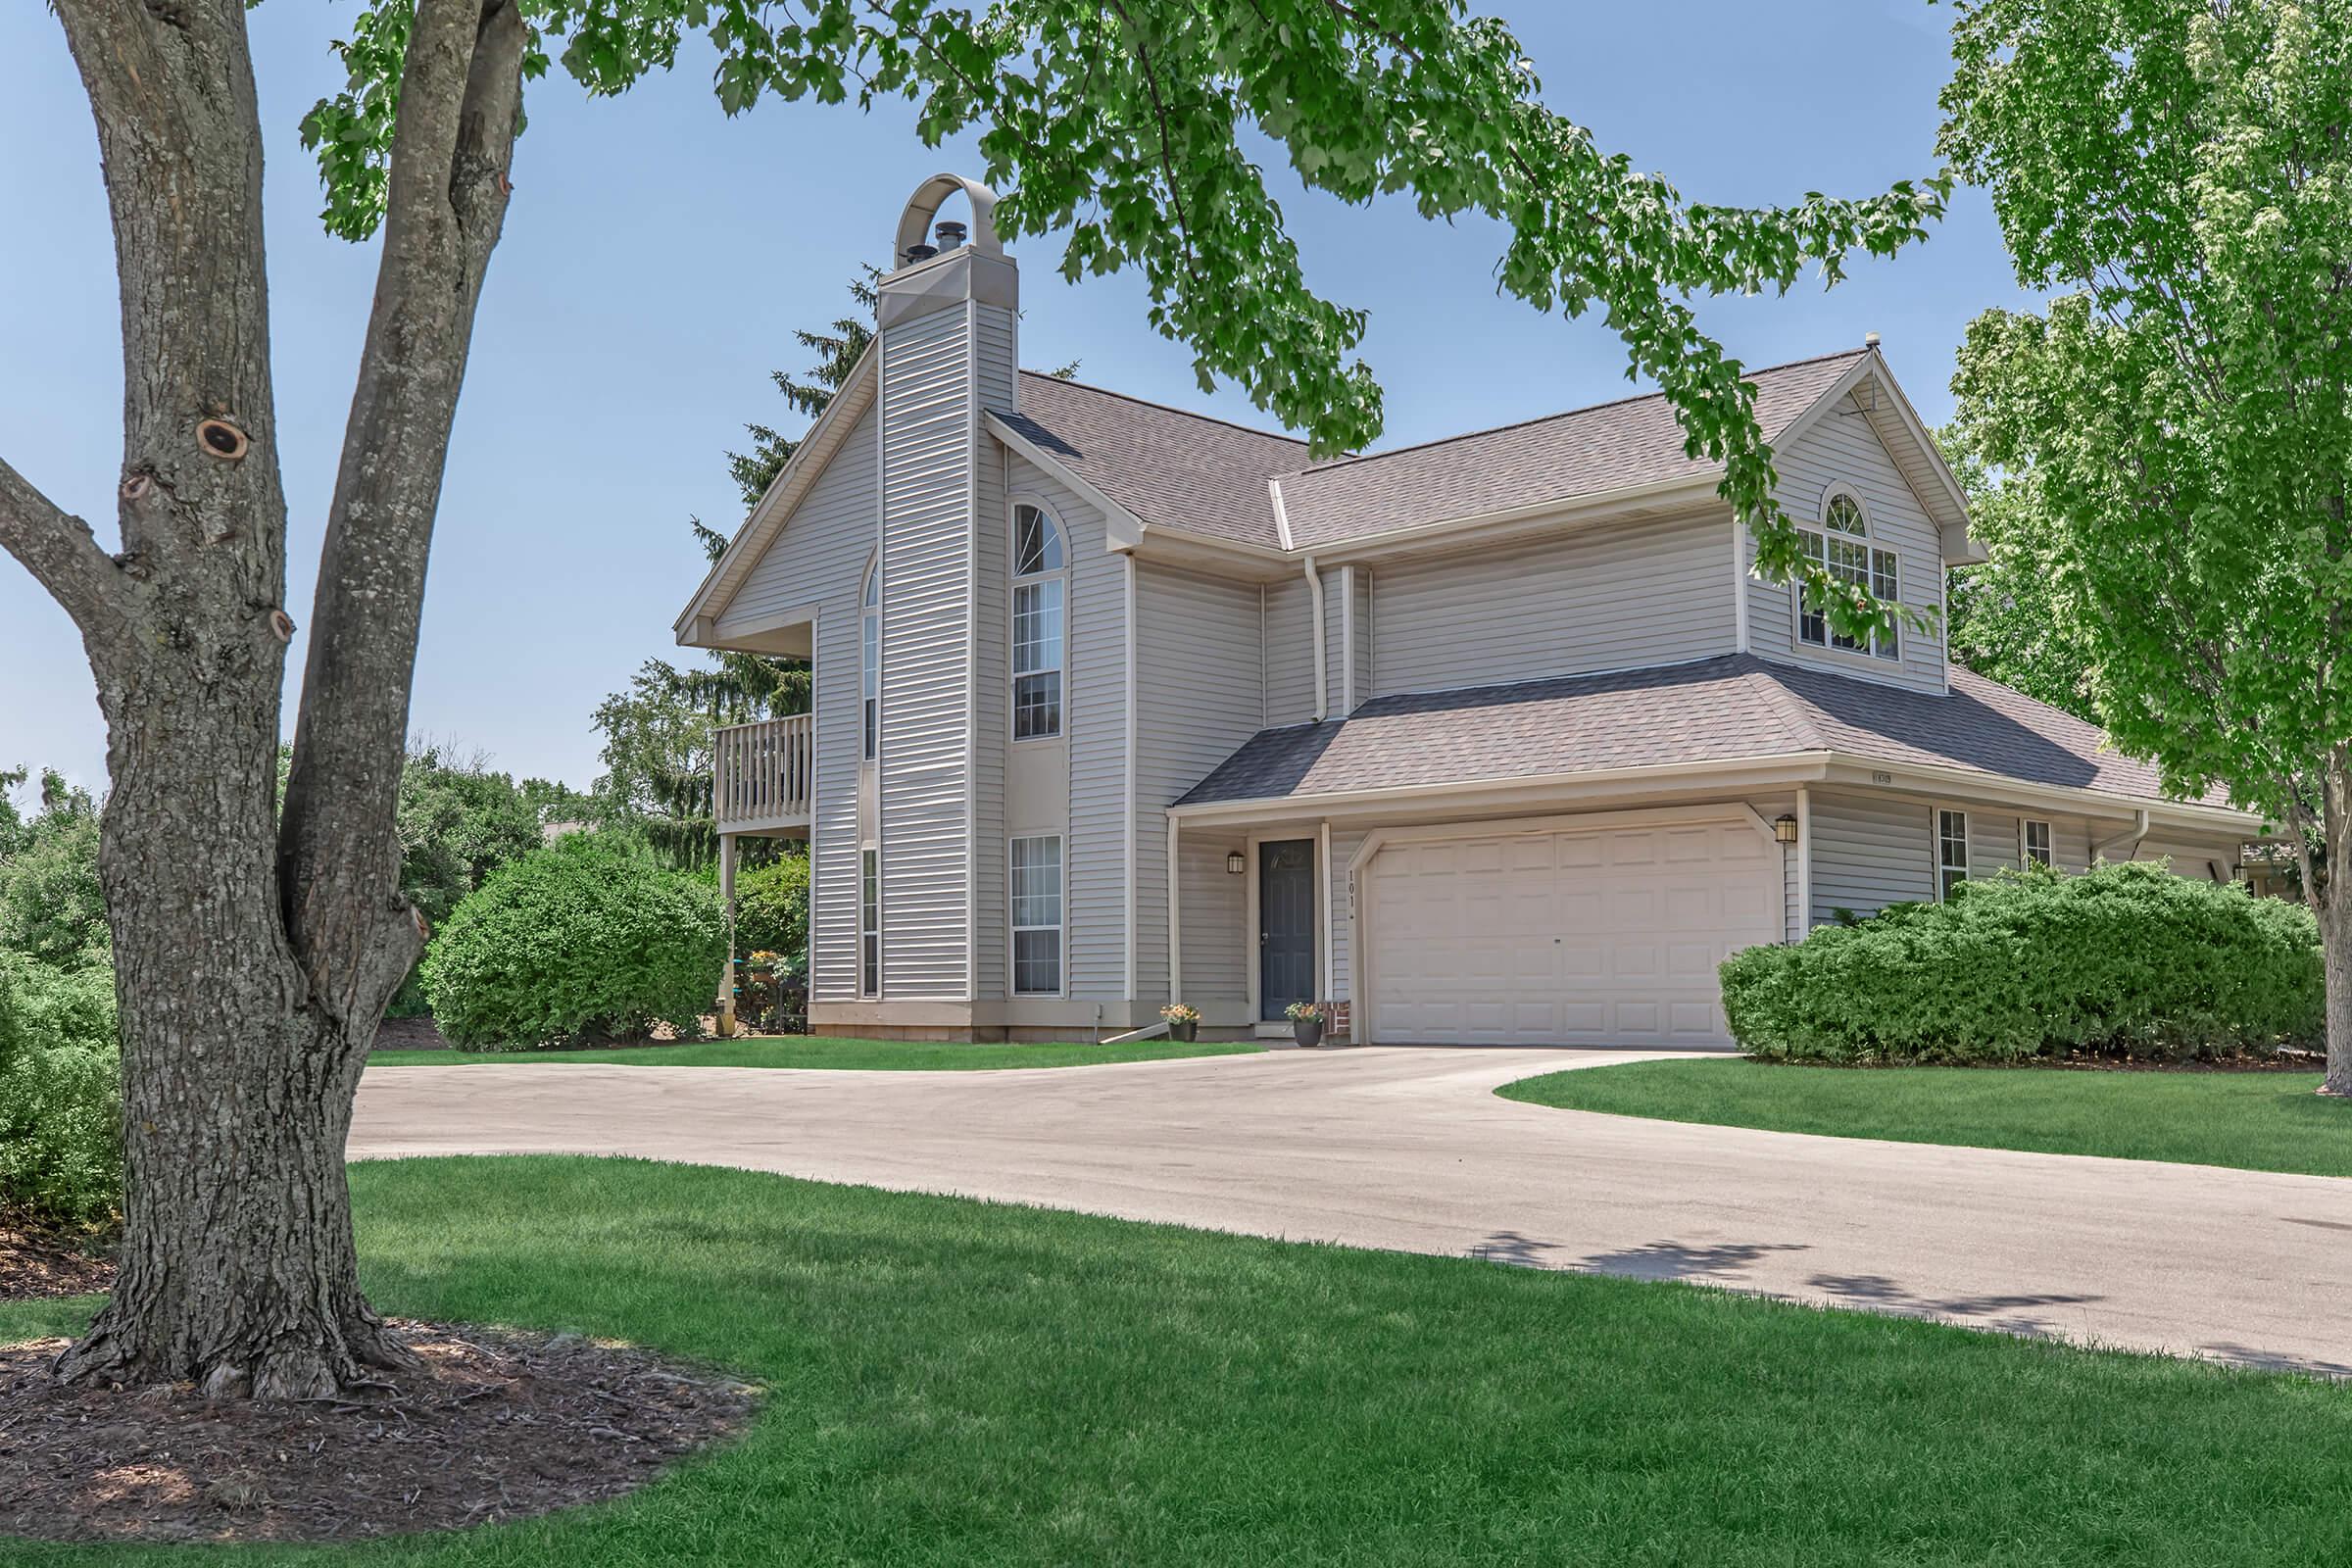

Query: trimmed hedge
[[1720, 862, 2323, 1064], [421, 833, 728, 1049], [0, 951, 121, 1226]]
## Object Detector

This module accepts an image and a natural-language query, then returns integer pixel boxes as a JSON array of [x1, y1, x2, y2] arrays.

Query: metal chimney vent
[[934, 220, 968, 250], [903, 242, 938, 265]]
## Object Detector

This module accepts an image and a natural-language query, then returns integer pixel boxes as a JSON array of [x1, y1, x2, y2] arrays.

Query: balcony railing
[[712, 713, 812, 835]]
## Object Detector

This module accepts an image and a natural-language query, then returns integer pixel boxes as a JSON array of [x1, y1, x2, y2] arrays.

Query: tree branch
[[0, 456, 132, 645], [279, 0, 527, 1024]]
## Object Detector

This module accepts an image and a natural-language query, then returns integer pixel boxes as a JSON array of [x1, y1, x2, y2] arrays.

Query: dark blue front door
[[1259, 839, 1316, 1020]]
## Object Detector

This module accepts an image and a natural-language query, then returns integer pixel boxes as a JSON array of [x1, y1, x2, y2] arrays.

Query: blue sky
[[0, 1, 2026, 802]]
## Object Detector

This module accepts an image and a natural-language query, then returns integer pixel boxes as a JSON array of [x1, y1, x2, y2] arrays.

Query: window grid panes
[[1797, 493, 1897, 662], [1937, 810, 1969, 902], [1010, 835, 1063, 995], [860, 848, 880, 996], [861, 565, 879, 760], [2024, 819, 2053, 868], [1011, 507, 1065, 740]]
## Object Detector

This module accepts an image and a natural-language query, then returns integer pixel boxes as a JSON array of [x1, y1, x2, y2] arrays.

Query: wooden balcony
[[712, 713, 812, 836]]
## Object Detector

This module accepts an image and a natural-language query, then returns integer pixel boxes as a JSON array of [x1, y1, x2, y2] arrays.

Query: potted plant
[[1286, 1000, 1325, 1048], [1160, 1002, 1200, 1043]]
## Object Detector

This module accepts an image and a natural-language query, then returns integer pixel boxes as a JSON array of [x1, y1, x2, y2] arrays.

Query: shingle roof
[[1000, 372, 1307, 548], [1175, 655, 2229, 813], [1272, 351, 1866, 548], [1001, 352, 1868, 552]]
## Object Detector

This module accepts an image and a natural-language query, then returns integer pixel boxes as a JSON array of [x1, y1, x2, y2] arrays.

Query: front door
[[1258, 839, 1316, 1020]]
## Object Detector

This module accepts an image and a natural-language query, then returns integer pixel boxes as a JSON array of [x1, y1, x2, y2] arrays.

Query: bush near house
[[0, 950, 121, 1226], [422, 833, 728, 1050], [1720, 862, 2324, 1065], [731, 854, 808, 970]]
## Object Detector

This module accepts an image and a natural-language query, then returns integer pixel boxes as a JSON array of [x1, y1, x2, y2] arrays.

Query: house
[[674, 174, 2260, 1048]]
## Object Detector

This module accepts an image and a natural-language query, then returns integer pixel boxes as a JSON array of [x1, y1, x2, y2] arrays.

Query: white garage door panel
[[1367, 818, 1778, 1048]]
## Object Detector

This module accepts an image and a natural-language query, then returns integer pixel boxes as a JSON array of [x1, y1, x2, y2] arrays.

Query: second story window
[[1798, 488, 1899, 662], [861, 560, 879, 761], [1011, 504, 1065, 740]]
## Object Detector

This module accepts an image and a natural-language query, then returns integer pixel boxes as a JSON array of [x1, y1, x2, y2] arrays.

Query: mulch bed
[[0, 1320, 759, 1544], [0, 1227, 115, 1302]]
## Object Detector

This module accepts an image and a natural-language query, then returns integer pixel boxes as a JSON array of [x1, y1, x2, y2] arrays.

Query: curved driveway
[[352, 1047, 2352, 1376]]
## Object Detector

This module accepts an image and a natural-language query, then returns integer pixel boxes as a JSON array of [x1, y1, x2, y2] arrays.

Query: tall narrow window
[[1010, 835, 1063, 995], [1937, 809, 1969, 901], [2023, 819, 2053, 868], [860, 847, 880, 996], [1011, 505, 1065, 740], [1798, 489, 1899, 662], [860, 562, 880, 761]]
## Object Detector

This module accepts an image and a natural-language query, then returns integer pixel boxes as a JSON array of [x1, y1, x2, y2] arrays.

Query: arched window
[[861, 559, 880, 760], [1011, 504, 1066, 739], [1797, 486, 1898, 662]]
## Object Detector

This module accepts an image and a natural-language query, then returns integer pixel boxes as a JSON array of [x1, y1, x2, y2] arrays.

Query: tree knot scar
[[269, 609, 296, 643], [498, 171, 514, 196], [197, 419, 250, 461], [113, 551, 154, 581], [120, 472, 154, 503]]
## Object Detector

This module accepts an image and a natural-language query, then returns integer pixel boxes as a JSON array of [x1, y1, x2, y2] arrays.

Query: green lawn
[[368, 1034, 1258, 1070], [1500, 1057, 2352, 1178], [10, 1157, 2352, 1564]]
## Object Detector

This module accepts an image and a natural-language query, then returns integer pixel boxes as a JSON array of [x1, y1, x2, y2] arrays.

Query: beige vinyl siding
[[1135, 564, 1266, 1004], [1177, 832, 1248, 1005], [730, 402, 877, 1003], [2137, 838, 2243, 883], [970, 306, 1018, 997], [1262, 573, 1318, 726], [2052, 816, 2092, 871], [1969, 810, 2023, 878], [1321, 566, 1348, 717], [1350, 568, 1372, 713], [1809, 789, 1934, 925], [1368, 513, 1735, 698], [1001, 454, 1128, 1002], [1751, 389, 1947, 694], [1329, 826, 1366, 1000], [876, 303, 975, 999]]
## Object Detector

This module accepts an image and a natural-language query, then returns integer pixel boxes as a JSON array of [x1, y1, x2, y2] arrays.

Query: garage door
[[1364, 817, 1781, 1048]]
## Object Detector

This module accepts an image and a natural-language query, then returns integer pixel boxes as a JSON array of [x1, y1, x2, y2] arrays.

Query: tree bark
[[4, 0, 524, 1398]]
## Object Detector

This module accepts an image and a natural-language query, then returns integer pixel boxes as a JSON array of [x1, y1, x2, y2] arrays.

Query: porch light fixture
[[1774, 814, 1800, 845], [1227, 851, 1247, 875]]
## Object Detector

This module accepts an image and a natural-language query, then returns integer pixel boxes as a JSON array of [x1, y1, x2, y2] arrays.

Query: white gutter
[[2092, 808, 2152, 862], [1303, 555, 1328, 722]]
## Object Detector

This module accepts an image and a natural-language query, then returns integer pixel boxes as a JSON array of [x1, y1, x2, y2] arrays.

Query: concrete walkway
[[352, 1047, 2352, 1375]]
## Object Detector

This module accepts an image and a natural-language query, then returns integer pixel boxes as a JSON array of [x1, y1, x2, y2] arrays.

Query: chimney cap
[[893, 172, 1004, 270], [1863, 330, 1882, 349]]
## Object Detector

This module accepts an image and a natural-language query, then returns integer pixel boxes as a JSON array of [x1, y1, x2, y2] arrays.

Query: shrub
[[0, 951, 121, 1226], [732, 853, 808, 969], [0, 788, 108, 970], [1720, 861, 2324, 1065], [421, 832, 728, 1049]]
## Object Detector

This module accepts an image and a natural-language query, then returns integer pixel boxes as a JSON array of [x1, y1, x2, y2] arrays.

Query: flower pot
[[1293, 1017, 1324, 1048], [1166, 1018, 1199, 1043]]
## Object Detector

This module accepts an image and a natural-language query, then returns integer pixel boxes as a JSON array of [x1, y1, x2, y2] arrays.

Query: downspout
[[1166, 810, 1183, 1005], [1793, 785, 1812, 940], [2091, 808, 2151, 863], [1304, 555, 1328, 722]]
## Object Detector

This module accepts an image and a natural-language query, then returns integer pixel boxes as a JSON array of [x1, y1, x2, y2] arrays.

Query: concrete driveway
[[352, 1046, 2352, 1376]]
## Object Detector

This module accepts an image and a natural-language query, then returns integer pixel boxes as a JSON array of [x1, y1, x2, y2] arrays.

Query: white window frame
[[1008, 833, 1066, 997], [859, 844, 880, 997], [1936, 808, 1969, 901], [1009, 501, 1068, 744], [860, 557, 880, 763], [1796, 483, 1900, 664], [2022, 818, 2053, 868]]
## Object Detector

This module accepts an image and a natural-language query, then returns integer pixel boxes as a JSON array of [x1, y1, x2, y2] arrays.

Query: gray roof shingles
[[1004, 352, 1867, 552], [1175, 655, 2218, 811]]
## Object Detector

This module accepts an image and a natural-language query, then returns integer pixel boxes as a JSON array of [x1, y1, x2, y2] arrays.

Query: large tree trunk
[[0, 0, 527, 1397]]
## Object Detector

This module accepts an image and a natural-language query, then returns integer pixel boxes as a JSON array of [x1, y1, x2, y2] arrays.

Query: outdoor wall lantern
[[1227, 851, 1248, 875], [1773, 814, 1800, 845]]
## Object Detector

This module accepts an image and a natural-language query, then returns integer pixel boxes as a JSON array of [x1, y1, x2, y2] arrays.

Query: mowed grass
[[10, 1156, 2352, 1565], [368, 1034, 1258, 1070], [1500, 1057, 2352, 1178]]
